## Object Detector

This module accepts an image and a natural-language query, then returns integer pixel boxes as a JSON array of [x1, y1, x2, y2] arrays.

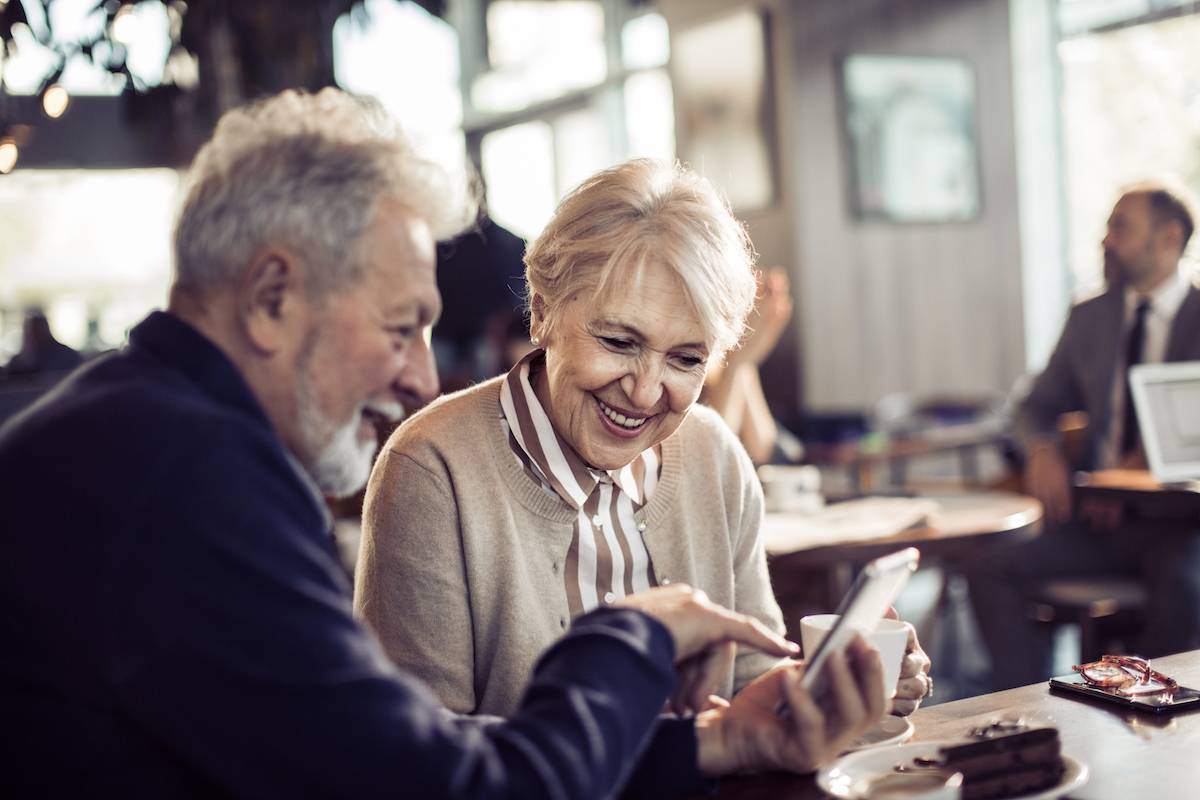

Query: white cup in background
[[757, 464, 823, 513], [799, 614, 909, 697]]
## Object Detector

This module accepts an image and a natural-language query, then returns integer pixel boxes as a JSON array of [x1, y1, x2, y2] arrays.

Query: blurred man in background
[[970, 180, 1200, 689], [1, 309, 83, 377]]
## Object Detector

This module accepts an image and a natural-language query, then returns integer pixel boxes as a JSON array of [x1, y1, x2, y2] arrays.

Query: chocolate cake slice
[[936, 727, 1065, 800]]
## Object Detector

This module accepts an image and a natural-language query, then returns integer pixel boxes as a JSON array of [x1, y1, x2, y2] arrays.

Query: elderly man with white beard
[[0, 88, 887, 799]]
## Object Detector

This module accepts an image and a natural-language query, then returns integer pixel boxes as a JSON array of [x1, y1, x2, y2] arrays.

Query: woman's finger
[[899, 649, 928, 679], [894, 675, 926, 701]]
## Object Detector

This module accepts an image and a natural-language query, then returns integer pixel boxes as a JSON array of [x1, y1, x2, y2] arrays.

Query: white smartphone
[[797, 547, 920, 701]]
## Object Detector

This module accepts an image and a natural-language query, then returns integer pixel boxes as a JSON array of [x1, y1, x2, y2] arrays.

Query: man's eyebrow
[[592, 317, 707, 352]]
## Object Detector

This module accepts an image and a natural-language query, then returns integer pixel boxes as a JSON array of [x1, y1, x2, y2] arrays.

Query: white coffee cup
[[758, 464, 823, 513], [799, 614, 909, 698]]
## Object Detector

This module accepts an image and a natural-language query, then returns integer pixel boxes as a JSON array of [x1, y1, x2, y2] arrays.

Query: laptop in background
[[1130, 361, 1200, 483]]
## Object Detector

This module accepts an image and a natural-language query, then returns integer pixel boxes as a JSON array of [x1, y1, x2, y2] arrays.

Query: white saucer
[[843, 715, 915, 753], [818, 739, 1089, 799]]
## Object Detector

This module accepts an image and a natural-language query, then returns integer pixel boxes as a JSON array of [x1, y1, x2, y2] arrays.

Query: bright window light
[[482, 121, 556, 239]]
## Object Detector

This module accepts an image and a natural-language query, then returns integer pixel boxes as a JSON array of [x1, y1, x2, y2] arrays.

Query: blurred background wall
[[3, 0, 1199, 433]]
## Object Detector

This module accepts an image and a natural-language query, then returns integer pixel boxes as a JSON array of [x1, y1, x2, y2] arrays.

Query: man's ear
[[238, 249, 306, 355], [1158, 219, 1185, 258]]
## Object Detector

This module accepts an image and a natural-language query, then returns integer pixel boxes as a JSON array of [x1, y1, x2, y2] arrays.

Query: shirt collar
[[1125, 268, 1190, 320], [499, 349, 651, 509]]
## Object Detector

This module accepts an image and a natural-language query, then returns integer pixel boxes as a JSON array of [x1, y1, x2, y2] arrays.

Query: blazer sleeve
[[1013, 306, 1086, 454], [109, 430, 703, 800], [355, 444, 478, 714], [729, 441, 788, 692]]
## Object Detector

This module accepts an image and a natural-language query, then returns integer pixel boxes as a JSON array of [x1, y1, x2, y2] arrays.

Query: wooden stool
[[1030, 577, 1147, 663]]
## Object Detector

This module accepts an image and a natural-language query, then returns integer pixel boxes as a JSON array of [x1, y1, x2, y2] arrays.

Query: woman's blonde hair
[[524, 158, 757, 356]]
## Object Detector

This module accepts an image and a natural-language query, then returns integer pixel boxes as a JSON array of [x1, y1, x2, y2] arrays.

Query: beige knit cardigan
[[354, 376, 786, 716]]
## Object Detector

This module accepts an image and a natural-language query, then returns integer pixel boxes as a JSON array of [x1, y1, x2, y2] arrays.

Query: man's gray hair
[[173, 88, 477, 296]]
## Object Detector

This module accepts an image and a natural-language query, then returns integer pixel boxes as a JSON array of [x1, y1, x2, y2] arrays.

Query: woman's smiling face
[[531, 259, 710, 470]]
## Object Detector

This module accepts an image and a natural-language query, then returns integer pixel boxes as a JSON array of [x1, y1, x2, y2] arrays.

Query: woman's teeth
[[597, 398, 647, 429]]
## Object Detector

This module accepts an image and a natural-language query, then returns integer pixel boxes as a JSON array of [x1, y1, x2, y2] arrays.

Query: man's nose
[[395, 334, 439, 410]]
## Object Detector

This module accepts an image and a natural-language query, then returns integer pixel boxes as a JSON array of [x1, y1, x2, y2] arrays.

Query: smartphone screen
[[1049, 674, 1200, 715]]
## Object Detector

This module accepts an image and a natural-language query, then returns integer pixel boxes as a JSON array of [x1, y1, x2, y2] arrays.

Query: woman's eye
[[674, 355, 705, 369], [601, 337, 635, 351]]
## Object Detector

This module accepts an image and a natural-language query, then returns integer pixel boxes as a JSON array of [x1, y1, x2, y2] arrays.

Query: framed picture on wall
[[672, 9, 776, 212], [839, 53, 981, 223]]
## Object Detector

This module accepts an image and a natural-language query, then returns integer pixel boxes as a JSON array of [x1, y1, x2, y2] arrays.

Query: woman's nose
[[620, 366, 664, 412]]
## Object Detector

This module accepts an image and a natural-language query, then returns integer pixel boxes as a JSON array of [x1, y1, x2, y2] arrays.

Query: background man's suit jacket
[[1015, 279, 1200, 470]]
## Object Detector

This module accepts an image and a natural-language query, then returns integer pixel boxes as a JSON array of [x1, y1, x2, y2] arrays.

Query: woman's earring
[[530, 335, 541, 347]]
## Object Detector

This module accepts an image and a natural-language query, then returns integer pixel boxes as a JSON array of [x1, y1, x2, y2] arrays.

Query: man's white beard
[[303, 403, 376, 498], [295, 372, 400, 498]]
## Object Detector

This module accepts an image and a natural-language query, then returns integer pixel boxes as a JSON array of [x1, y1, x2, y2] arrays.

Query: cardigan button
[[603, 592, 616, 604], [591, 514, 603, 527], [661, 577, 671, 585], [637, 522, 647, 532]]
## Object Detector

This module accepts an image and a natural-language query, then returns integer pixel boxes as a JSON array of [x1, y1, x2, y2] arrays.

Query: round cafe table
[[765, 490, 1043, 613]]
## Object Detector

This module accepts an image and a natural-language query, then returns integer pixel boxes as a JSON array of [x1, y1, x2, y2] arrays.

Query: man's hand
[[615, 585, 798, 714], [693, 637, 885, 776], [884, 608, 932, 716], [1025, 443, 1073, 525]]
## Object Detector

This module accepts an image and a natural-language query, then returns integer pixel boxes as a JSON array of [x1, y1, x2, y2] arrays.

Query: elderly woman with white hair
[[355, 158, 931, 720]]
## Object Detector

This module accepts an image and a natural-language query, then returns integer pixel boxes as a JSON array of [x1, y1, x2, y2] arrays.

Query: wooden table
[[767, 491, 1042, 618], [707, 648, 1200, 799], [1075, 469, 1200, 521], [767, 491, 1042, 567]]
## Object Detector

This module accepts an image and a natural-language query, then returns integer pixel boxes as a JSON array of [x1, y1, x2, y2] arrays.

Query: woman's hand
[[885, 608, 932, 716], [694, 637, 886, 775], [615, 584, 798, 714]]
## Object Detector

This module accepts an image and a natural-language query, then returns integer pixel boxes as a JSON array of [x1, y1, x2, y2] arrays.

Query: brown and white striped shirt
[[499, 350, 660, 617]]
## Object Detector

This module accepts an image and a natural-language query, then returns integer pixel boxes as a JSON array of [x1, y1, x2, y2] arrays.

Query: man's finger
[[704, 605, 798, 658], [781, 668, 826, 772], [847, 636, 887, 723], [686, 641, 735, 714], [822, 648, 867, 744], [671, 659, 702, 715]]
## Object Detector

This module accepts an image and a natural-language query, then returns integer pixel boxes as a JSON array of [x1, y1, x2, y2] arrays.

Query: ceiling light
[[42, 84, 70, 118]]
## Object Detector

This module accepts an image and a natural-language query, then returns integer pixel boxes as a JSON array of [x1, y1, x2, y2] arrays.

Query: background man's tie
[[1120, 299, 1151, 457]]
